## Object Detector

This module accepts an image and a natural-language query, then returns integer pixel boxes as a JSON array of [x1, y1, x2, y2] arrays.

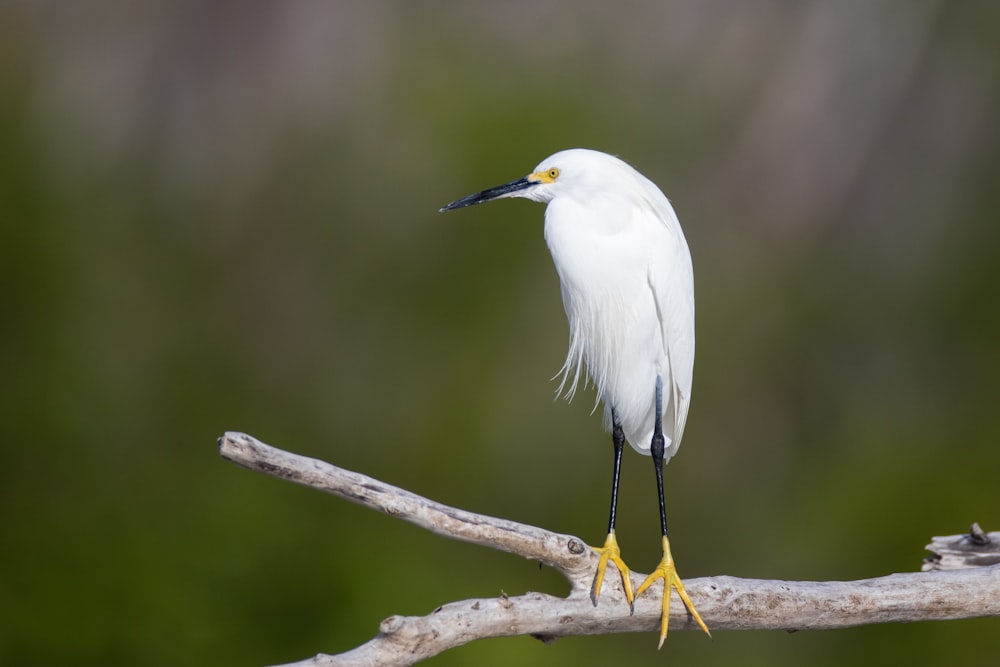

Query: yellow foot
[[590, 531, 635, 613], [635, 535, 711, 648]]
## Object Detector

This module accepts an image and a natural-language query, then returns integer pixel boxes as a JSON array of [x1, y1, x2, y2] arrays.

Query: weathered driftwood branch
[[218, 431, 1000, 667], [924, 523, 1000, 571]]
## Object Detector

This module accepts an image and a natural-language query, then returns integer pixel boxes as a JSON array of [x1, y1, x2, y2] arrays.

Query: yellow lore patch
[[529, 167, 560, 183]]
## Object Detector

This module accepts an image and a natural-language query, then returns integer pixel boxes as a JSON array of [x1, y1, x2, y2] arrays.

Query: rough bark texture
[[218, 431, 1000, 667]]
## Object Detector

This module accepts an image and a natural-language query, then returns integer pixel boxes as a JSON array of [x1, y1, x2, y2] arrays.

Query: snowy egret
[[440, 148, 708, 646]]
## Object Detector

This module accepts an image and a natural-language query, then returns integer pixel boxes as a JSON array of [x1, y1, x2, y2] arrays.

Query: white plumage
[[524, 149, 694, 461]]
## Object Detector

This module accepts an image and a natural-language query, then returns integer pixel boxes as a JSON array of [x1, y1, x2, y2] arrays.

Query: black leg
[[605, 408, 626, 536], [650, 377, 669, 538], [637, 375, 711, 644], [590, 407, 636, 610]]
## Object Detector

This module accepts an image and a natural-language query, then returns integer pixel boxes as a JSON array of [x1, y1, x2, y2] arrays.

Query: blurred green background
[[2, 2, 998, 665]]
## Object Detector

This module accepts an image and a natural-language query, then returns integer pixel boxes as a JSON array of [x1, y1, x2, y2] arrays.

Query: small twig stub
[[924, 523, 1000, 571]]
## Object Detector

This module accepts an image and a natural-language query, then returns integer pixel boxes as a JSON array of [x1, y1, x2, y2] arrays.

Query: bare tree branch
[[924, 523, 1000, 571], [218, 431, 1000, 667]]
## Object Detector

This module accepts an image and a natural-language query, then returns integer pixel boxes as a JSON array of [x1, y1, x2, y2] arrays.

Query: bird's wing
[[646, 210, 695, 456]]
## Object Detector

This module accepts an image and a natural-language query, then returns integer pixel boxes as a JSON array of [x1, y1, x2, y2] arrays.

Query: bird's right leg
[[635, 377, 710, 646], [590, 408, 636, 612]]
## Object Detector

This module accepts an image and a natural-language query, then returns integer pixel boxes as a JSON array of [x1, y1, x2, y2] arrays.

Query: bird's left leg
[[590, 408, 635, 612], [635, 377, 711, 647]]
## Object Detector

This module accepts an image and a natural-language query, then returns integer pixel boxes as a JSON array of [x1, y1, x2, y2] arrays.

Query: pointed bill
[[439, 176, 537, 212]]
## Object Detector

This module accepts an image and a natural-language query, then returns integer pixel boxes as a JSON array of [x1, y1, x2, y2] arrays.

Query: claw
[[636, 535, 710, 648], [590, 531, 635, 613]]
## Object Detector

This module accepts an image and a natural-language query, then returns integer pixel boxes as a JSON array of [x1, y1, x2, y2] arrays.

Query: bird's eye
[[547, 168, 560, 180]]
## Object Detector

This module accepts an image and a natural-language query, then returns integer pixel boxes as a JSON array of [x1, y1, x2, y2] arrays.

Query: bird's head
[[440, 148, 633, 212]]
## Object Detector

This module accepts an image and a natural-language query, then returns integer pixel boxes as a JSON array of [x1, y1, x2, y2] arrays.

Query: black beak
[[439, 176, 535, 212]]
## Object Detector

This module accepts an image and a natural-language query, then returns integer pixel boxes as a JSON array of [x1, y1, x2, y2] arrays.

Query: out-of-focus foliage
[[2, 2, 998, 665]]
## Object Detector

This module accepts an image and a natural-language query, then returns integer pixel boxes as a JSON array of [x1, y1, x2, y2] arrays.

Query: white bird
[[440, 148, 708, 646]]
